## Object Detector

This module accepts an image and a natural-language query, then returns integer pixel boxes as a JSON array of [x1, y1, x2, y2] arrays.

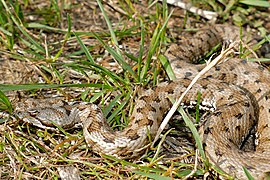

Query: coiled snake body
[[14, 25, 270, 179]]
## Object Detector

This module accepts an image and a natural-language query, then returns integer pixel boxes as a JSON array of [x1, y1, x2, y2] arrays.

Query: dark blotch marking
[[255, 79, 261, 83], [202, 85, 208, 89], [220, 73, 227, 80], [226, 142, 233, 149], [135, 118, 154, 127], [202, 77, 209, 81], [243, 71, 250, 75], [103, 137, 114, 144], [202, 142, 207, 148], [152, 86, 158, 91], [234, 113, 243, 119], [128, 134, 140, 141], [185, 72, 193, 78], [245, 166, 255, 171], [215, 66, 221, 71], [175, 64, 182, 69], [149, 105, 157, 113], [213, 111, 222, 117], [258, 65, 265, 71], [98, 121, 105, 128], [243, 102, 250, 107], [136, 107, 143, 113], [235, 125, 241, 131], [147, 119, 154, 126], [243, 80, 249, 85], [230, 66, 235, 71], [228, 95, 234, 100], [153, 96, 161, 102], [218, 87, 225, 92], [206, 74, 213, 79], [64, 108, 72, 116], [240, 59, 247, 64], [62, 100, 70, 106], [257, 88, 262, 93], [249, 114, 253, 122], [167, 88, 174, 94], [198, 45, 204, 55], [204, 127, 213, 135], [215, 148, 222, 156], [224, 126, 229, 132], [227, 165, 237, 171], [140, 95, 150, 100]]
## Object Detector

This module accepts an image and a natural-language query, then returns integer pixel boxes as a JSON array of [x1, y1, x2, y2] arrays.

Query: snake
[[5, 25, 270, 179]]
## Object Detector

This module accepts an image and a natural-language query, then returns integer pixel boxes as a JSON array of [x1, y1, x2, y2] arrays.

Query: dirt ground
[[0, 1, 270, 179]]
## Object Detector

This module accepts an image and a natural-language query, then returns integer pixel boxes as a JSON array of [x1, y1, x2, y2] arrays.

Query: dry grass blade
[[162, 0, 218, 21], [1, 0, 269, 179], [152, 41, 240, 148]]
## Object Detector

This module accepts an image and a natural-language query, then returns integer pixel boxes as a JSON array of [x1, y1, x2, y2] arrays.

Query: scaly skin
[[11, 25, 270, 179]]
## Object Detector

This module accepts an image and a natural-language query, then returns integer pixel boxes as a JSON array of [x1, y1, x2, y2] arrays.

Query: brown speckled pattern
[[13, 25, 270, 179]]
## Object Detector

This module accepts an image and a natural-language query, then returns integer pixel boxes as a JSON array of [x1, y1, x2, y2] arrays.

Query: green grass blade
[[159, 54, 176, 80], [103, 94, 123, 117], [52, 14, 72, 62], [93, 32, 137, 80], [133, 171, 171, 180], [67, 61, 128, 88], [1, 0, 45, 53], [195, 91, 202, 123], [248, 58, 270, 63], [96, 0, 138, 81], [240, 0, 270, 7], [96, 0, 120, 52], [0, 90, 13, 113], [243, 167, 255, 180], [74, 32, 94, 63], [137, 20, 145, 78], [140, 9, 173, 82], [0, 27, 13, 36], [28, 22, 68, 33], [178, 107, 207, 165], [107, 91, 131, 124], [0, 83, 113, 92]]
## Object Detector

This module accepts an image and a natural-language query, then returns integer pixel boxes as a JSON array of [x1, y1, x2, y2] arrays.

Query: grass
[[0, 0, 270, 179]]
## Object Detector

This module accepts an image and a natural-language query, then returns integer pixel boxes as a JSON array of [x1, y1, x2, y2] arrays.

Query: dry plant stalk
[[152, 41, 240, 146], [161, 0, 218, 21]]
